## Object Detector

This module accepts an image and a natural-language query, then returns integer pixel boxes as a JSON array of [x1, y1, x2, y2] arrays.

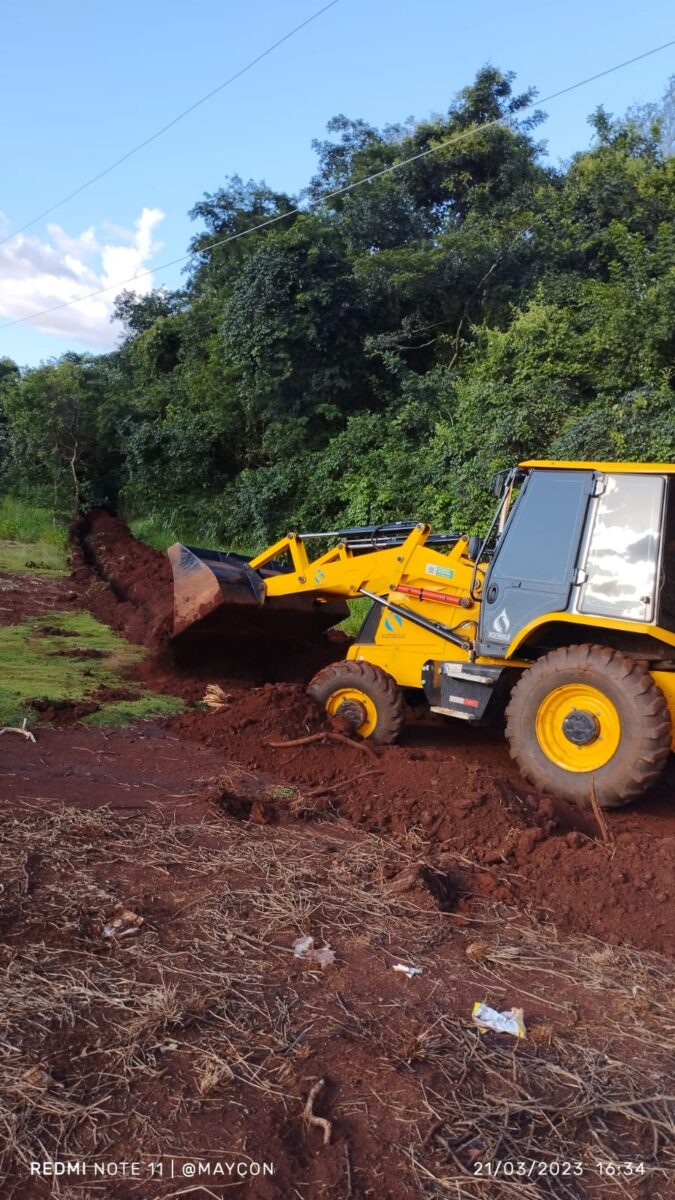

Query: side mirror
[[490, 469, 509, 498], [466, 535, 482, 562]]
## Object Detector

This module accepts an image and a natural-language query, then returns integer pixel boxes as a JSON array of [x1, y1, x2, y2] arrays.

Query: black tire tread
[[307, 660, 405, 744], [505, 644, 671, 808]]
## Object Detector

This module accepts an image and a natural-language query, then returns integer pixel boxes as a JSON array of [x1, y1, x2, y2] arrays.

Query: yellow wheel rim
[[325, 687, 378, 738], [535, 684, 621, 773]]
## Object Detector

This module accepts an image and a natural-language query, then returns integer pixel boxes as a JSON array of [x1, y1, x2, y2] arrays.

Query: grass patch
[[0, 496, 67, 545], [0, 540, 68, 574], [339, 596, 371, 638], [83, 695, 184, 726], [129, 514, 249, 556], [0, 611, 182, 727], [128, 516, 178, 553], [0, 497, 69, 574]]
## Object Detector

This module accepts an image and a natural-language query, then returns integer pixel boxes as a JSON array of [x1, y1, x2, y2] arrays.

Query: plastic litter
[[472, 1001, 526, 1038], [392, 963, 423, 977], [103, 909, 144, 939], [312, 946, 336, 968], [293, 935, 335, 968], [293, 935, 314, 957]]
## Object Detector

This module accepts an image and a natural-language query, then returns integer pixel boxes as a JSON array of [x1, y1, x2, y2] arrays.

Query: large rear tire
[[307, 660, 404, 744], [505, 644, 671, 808]]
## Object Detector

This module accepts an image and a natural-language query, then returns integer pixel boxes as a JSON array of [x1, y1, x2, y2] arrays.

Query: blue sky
[[1, 0, 673, 366]]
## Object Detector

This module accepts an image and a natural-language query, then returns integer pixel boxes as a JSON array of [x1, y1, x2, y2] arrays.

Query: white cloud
[[0, 208, 165, 348]]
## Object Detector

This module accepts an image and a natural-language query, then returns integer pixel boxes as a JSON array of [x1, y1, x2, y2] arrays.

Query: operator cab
[[476, 463, 675, 657]]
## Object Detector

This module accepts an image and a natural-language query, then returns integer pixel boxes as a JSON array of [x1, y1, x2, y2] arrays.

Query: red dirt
[[70, 508, 175, 646], [0, 722, 224, 817], [174, 690, 675, 953], [31, 697, 101, 725], [0, 571, 78, 626], [3, 517, 675, 1198]]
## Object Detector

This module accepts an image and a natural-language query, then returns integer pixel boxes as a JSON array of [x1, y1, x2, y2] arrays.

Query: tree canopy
[[2, 67, 674, 545]]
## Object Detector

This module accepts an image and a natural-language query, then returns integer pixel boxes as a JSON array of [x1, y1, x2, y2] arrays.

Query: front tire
[[505, 644, 671, 808], [307, 660, 404, 743]]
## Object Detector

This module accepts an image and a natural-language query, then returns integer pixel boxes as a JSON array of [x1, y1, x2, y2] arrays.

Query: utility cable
[[0, 0, 341, 248], [1, 36, 673, 333]]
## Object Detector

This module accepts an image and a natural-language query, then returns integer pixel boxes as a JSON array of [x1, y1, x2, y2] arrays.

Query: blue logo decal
[[384, 611, 404, 633], [314, 569, 326, 583]]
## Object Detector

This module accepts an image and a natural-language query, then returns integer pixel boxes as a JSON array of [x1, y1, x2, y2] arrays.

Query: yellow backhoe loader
[[168, 461, 675, 808]]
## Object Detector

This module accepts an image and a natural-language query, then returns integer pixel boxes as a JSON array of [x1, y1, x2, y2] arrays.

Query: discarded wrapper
[[293, 935, 335, 968], [392, 963, 423, 977], [472, 1002, 526, 1039]]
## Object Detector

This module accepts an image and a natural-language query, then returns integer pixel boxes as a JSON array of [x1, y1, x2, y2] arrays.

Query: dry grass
[[402, 1016, 675, 1197], [0, 805, 674, 1197], [0, 805, 434, 1187], [458, 905, 675, 1052]]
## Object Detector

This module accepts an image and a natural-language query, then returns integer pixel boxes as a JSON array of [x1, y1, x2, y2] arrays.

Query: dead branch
[[269, 733, 336, 749], [305, 767, 383, 797], [268, 731, 379, 761], [344, 1142, 353, 1197], [0, 719, 36, 744], [589, 779, 614, 846], [303, 1077, 332, 1146]]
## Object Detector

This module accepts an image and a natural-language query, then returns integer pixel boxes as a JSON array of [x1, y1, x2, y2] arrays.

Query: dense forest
[[1, 68, 674, 548]]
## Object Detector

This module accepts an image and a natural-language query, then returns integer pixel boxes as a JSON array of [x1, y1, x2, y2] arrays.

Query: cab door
[[478, 469, 593, 657]]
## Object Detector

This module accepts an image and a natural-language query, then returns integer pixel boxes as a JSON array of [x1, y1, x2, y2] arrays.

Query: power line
[[0, 0, 341, 249], [1, 36, 674, 334]]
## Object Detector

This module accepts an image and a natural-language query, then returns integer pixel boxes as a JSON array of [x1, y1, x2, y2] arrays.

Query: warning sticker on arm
[[425, 563, 455, 580]]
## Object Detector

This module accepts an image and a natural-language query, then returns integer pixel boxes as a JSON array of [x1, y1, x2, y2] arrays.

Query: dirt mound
[[175, 689, 675, 954], [176, 681, 323, 747], [71, 509, 174, 646]]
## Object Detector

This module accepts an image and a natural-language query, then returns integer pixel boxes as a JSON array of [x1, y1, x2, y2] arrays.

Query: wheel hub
[[336, 699, 368, 729], [534, 683, 621, 773], [561, 708, 600, 747]]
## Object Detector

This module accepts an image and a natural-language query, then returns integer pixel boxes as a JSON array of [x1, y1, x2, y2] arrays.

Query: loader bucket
[[168, 543, 348, 642]]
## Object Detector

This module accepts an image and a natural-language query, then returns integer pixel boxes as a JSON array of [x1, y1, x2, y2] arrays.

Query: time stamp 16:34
[[473, 1160, 647, 1179]]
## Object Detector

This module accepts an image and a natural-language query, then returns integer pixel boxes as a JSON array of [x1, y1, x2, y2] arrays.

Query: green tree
[[3, 356, 122, 511]]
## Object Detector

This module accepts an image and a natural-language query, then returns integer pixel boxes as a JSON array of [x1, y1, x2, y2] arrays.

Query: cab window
[[578, 475, 664, 622]]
